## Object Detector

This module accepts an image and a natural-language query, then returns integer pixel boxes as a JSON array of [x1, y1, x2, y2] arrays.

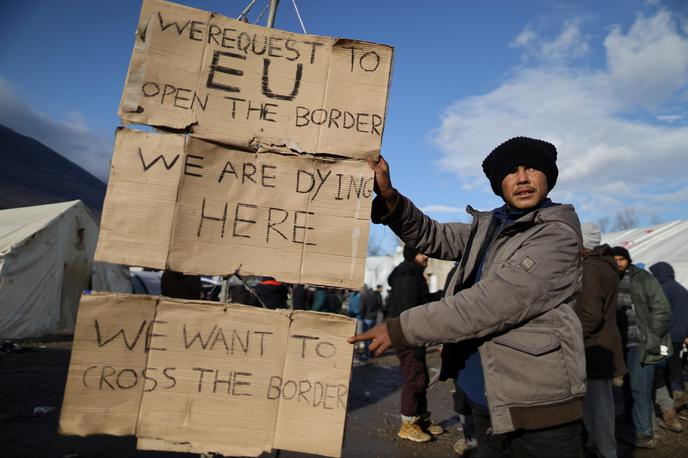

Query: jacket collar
[[465, 200, 582, 245]]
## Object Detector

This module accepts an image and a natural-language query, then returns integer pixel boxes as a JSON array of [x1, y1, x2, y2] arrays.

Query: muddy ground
[[1, 339, 687, 458]]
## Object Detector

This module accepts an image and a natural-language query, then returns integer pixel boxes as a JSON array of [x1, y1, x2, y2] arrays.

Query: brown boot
[[634, 434, 656, 449], [660, 407, 684, 433], [398, 417, 432, 442], [674, 390, 688, 411], [419, 414, 445, 435]]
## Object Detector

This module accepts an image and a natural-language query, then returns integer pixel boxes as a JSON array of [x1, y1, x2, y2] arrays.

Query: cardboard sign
[[120, 0, 393, 159], [95, 128, 372, 288], [60, 292, 356, 457]]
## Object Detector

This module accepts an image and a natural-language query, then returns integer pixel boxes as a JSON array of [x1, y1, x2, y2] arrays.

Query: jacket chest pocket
[[490, 330, 572, 403]]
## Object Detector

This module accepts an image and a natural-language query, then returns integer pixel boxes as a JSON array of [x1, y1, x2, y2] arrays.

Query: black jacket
[[360, 290, 381, 320], [255, 278, 288, 309], [386, 260, 429, 318], [649, 262, 688, 342]]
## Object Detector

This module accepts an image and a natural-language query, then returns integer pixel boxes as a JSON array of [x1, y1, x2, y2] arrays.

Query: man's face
[[500, 165, 548, 210], [614, 255, 629, 272], [414, 253, 429, 268]]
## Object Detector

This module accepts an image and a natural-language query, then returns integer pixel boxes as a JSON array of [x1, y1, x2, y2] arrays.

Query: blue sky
[[2, 0, 688, 253]]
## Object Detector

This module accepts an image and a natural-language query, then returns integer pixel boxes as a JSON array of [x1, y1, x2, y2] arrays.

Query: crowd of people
[[348, 136, 688, 457], [159, 136, 688, 457]]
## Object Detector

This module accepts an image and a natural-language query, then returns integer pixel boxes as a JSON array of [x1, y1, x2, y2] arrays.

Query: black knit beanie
[[611, 246, 632, 263], [482, 137, 559, 197]]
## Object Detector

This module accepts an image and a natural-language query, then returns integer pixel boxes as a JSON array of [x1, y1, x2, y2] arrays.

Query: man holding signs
[[351, 137, 586, 457]]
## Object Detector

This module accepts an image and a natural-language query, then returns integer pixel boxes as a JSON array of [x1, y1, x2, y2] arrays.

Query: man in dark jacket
[[386, 245, 444, 442], [649, 262, 688, 410], [360, 287, 381, 328], [254, 276, 288, 309], [350, 137, 585, 457], [612, 247, 672, 448], [161, 270, 202, 300], [575, 223, 626, 458]]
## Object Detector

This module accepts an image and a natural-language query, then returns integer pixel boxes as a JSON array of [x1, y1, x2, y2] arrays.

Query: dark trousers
[[397, 346, 428, 417], [663, 342, 686, 393], [473, 404, 583, 458], [583, 378, 617, 458]]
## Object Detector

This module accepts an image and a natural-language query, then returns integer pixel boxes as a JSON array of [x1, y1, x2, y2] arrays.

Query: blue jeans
[[626, 347, 655, 437], [583, 378, 616, 458]]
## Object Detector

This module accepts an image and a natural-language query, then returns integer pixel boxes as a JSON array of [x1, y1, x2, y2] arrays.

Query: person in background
[[311, 287, 327, 312], [347, 288, 362, 320], [349, 136, 586, 457], [375, 284, 385, 323], [161, 270, 202, 300], [386, 245, 444, 442], [575, 223, 626, 458], [649, 262, 688, 427], [292, 284, 308, 310], [612, 246, 672, 449], [226, 271, 261, 306], [324, 287, 344, 314], [359, 286, 381, 358], [254, 276, 288, 309], [345, 289, 362, 350]]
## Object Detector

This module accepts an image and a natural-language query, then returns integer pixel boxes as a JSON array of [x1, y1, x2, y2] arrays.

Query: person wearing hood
[[575, 223, 626, 458], [385, 244, 445, 442], [349, 137, 585, 457], [612, 247, 672, 448], [649, 262, 688, 411]]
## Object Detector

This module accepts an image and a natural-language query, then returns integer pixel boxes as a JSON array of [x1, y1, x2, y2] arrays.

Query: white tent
[[92, 261, 133, 293], [602, 220, 688, 287], [0, 201, 100, 338]]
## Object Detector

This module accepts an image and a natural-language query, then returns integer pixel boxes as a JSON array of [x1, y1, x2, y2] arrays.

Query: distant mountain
[[0, 124, 106, 219]]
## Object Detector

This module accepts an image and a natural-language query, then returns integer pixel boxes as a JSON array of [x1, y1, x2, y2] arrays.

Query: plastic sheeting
[[0, 201, 98, 339], [602, 220, 688, 287], [92, 261, 132, 294]]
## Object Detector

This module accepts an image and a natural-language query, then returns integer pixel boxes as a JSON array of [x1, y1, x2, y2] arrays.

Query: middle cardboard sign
[[95, 129, 373, 288]]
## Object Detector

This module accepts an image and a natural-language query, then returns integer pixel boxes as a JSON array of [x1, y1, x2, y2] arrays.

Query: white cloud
[[510, 26, 538, 49], [605, 10, 688, 107], [0, 78, 111, 181], [647, 185, 688, 203], [432, 10, 688, 224], [510, 19, 590, 63], [656, 114, 683, 122], [421, 204, 464, 214]]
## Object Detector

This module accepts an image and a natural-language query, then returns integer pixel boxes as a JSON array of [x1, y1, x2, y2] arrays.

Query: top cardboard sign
[[120, 0, 393, 160]]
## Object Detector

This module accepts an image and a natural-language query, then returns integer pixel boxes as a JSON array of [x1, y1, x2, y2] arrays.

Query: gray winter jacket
[[377, 193, 586, 434]]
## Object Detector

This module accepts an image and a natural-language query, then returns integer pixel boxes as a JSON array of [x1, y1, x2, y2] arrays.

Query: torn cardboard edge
[[59, 292, 356, 458]]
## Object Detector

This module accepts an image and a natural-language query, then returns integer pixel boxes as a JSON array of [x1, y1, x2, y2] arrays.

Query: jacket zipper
[[453, 214, 481, 292]]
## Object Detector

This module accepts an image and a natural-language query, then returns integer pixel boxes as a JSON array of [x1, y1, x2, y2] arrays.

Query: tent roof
[[602, 220, 688, 287], [0, 200, 88, 254]]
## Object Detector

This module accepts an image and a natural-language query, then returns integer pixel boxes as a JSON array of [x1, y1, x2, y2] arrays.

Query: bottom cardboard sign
[[59, 292, 356, 457]]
